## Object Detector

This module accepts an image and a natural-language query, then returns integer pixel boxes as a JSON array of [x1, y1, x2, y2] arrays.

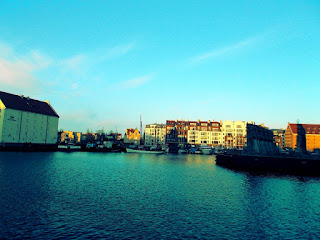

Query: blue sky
[[1, 1, 320, 133]]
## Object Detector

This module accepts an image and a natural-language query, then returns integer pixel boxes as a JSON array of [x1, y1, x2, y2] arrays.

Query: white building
[[144, 123, 166, 146], [0, 91, 59, 148], [220, 120, 247, 149], [187, 121, 222, 146]]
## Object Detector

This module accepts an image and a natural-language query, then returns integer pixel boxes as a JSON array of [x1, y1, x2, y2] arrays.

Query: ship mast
[[140, 114, 142, 145]]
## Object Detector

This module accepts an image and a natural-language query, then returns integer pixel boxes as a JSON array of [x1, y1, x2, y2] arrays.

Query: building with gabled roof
[[0, 91, 59, 149], [123, 128, 140, 145], [285, 123, 320, 152]]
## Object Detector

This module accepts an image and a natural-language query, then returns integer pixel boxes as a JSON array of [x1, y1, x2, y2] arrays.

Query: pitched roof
[[288, 123, 320, 134], [0, 91, 59, 118]]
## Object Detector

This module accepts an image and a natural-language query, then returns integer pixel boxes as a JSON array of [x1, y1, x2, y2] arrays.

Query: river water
[[1, 152, 320, 239]]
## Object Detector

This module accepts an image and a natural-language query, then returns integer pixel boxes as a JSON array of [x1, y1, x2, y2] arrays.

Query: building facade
[[220, 120, 247, 149], [165, 119, 250, 149], [60, 131, 82, 144], [246, 123, 278, 154], [272, 129, 285, 149], [285, 123, 320, 152], [144, 123, 166, 146], [186, 120, 222, 146], [0, 91, 59, 148], [124, 128, 141, 145], [165, 119, 223, 148]]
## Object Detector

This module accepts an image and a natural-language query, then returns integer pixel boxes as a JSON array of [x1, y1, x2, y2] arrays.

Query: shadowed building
[[285, 123, 320, 152], [0, 91, 59, 149], [246, 123, 278, 154]]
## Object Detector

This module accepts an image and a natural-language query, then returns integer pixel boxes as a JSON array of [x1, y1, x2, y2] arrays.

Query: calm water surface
[[1, 152, 320, 239]]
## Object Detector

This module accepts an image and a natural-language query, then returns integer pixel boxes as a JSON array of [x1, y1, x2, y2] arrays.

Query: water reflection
[[1, 152, 320, 239]]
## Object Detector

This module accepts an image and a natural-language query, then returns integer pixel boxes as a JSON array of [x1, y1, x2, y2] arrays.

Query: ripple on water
[[1, 152, 320, 239]]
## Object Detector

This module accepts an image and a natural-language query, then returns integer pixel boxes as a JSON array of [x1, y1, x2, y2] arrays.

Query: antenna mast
[[140, 114, 142, 135]]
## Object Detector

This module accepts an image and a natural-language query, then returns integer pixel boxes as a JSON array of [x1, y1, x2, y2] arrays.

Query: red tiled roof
[[126, 128, 136, 134], [0, 91, 59, 117], [289, 123, 320, 134]]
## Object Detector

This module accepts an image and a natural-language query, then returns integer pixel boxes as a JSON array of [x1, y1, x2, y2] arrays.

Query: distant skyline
[[1, 1, 320, 134]]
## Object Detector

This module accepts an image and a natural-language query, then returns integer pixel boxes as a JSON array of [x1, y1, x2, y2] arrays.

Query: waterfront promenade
[[1, 152, 320, 239]]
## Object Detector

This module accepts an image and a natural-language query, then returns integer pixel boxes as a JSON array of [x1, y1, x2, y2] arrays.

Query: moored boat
[[200, 145, 213, 155], [58, 144, 81, 152], [126, 148, 165, 154]]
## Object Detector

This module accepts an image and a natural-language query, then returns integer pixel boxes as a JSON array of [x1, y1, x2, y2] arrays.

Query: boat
[[58, 144, 81, 152], [200, 145, 213, 155], [178, 149, 188, 154], [126, 148, 165, 154]]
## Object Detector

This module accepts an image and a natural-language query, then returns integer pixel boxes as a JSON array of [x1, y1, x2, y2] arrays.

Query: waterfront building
[[271, 129, 285, 149], [0, 91, 59, 148], [165, 119, 262, 150], [124, 128, 141, 145], [187, 120, 222, 147], [144, 123, 166, 146], [109, 133, 122, 141], [220, 120, 247, 149], [285, 123, 320, 152], [246, 123, 278, 154], [165, 120, 222, 148], [60, 131, 82, 144]]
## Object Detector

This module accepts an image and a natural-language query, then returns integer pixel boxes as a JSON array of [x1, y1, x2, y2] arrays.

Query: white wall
[[0, 106, 58, 144]]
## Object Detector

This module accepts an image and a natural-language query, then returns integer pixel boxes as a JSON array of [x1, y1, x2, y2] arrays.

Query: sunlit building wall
[[285, 123, 320, 152], [145, 124, 166, 146], [60, 131, 82, 143], [220, 120, 247, 149], [124, 128, 141, 145], [0, 91, 59, 146], [187, 120, 222, 146], [166, 120, 222, 147]]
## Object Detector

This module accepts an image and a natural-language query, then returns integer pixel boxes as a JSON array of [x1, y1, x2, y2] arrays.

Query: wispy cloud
[[57, 42, 135, 74], [0, 40, 138, 97], [59, 54, 86, 72], [105, 42, 135, 59], [190, 35, 260, 63], [112, 74, 154, 90], [0, 58, 38, 88], [0, 44, 52, 93]]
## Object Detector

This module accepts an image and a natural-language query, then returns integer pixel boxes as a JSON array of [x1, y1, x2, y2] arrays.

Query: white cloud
[[29, 50, 52, 69], [0, 58, 37, 89], [113, 74, 154, 90], [59, 54, 86, 71], [190, 35, 259, 63], [71, 83, 79, 90], [103, 42, 135, 59], [0, 43, 14, 59], [0, 43, 53, 93], [0, 41, 138, 96]]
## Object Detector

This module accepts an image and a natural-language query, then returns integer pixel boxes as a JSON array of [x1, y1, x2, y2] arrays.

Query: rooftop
[[0, 91, 59, 118]]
